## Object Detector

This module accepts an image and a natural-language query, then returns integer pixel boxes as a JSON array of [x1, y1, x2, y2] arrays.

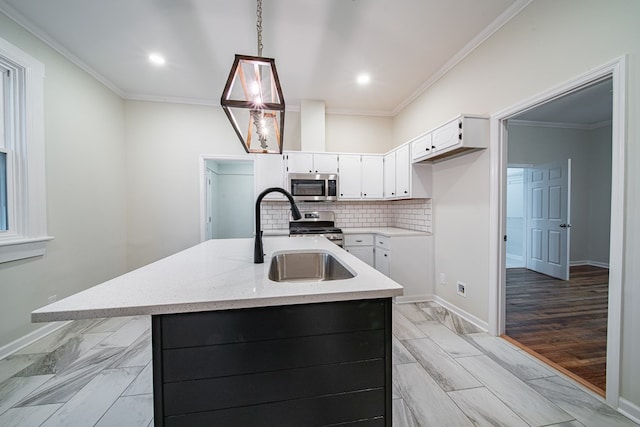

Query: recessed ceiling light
[[356, 73, 371, 85], [148, 53, 166, 66]]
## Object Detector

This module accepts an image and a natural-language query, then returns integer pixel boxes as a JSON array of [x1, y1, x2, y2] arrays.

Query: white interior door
[[525, 159, 571, 280]]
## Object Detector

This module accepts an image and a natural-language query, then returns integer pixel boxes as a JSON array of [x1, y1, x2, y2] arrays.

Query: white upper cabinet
[[313, 153, 339, 174], [338, 154, 384, 200], [285, 152, 313, 173], [385, 143, 432, 200], [286, 152, 339, 174], [432, 119, 460, 153], [414, 115, 488, 163], [254, 154, 285, 200], [395, 144, 411, 198], [411, 133, 432, 162], [383, 152, 396, 199], [338, 155, 362, 199], [361, 156, 384, 199]]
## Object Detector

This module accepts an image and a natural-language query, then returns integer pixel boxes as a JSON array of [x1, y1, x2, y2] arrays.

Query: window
[[0, 36, 50, 263]]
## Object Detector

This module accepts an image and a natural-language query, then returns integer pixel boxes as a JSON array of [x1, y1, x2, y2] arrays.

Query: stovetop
[[289, 211, 342, 235], [289, 226, 343, 235]]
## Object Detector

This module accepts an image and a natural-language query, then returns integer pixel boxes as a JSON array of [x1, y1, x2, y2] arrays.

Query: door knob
[[559, 223, 571, 228]]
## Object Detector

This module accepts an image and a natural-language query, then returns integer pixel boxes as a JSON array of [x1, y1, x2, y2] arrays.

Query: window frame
[[0, 36, 51, 263]]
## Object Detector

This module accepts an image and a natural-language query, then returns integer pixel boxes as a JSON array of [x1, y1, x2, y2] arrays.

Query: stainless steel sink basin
[[268, 251, 355, 282]]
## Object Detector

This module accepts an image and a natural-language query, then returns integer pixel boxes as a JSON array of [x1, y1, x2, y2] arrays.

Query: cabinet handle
[[432, 145, 436, 149], [363, 193, 367, 196], [340, 193, 344, 196], [355, 240, 363, 243], [384, 254, 388, 257], [404, 190, 408, 194], [392, 192, 395, 195]]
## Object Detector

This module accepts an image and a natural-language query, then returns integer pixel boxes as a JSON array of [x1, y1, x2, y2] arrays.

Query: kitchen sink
[[268, 251, 355, 282]]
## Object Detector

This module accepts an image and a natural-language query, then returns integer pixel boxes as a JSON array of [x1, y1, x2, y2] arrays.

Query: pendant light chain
[[256, 0, 263, 57]]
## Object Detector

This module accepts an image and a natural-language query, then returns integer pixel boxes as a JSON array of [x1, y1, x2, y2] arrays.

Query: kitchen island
[[32, 236, 402, 426]]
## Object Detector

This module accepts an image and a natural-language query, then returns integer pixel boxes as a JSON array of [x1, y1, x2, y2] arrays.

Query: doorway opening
[[502, 78, 613, 396], [489, 59, 626, 405], [202, 158, 255, 240]]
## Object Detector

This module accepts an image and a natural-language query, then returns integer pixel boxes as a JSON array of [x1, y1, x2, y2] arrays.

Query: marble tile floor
[[0, 303, 636, 426]]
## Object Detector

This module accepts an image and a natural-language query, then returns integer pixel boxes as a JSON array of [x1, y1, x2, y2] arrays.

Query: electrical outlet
[[440, 273, 446, 286], [456, 281, 466, 297], [48, 295, 57, 304]]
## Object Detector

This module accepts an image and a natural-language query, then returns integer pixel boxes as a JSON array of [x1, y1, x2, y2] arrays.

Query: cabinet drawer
[[375, 235, 390, 249], [344, 234, 374, 246]]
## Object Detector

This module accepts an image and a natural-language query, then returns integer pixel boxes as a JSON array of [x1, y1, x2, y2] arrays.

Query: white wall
[[124, 101, 246, 269], [392, 0, 640, 408], [507, 123, 612, 265], [0, 12, 127, 346], [588, 125, 613, 264], [325, 113, 394, 153], [124, 101, 394, 268]]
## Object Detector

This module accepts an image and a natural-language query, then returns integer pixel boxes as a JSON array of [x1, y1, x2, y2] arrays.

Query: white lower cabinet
[[374, 247, 390, 276], [344, 234, 374, 267], [372, 234, 433, 300]]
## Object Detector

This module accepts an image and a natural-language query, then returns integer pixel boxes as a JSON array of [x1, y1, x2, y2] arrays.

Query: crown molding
[[508, 119, 612, 130], [324, 108, 392, 117], [391, 0, 534, 116], [0, 1, 125, 97]]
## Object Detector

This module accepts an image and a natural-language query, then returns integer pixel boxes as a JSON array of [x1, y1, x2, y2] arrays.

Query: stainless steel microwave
[[288, 173, 338, 201]]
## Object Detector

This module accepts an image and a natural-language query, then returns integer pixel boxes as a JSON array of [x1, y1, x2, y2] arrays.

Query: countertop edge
[[31, 288, 402, 322]]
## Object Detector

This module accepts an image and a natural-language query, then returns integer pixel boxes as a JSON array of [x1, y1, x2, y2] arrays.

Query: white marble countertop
[[342, 227, 431, 237], [264, 227, 431, 237], [32, 236, 403, 322]]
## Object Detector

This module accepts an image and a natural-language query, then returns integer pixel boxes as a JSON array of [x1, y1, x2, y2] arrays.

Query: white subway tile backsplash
[[261, 199, 432, 232]]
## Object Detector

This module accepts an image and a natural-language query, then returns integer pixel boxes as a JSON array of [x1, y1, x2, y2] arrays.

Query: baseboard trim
[[432, 295, 489, 332], [619, 398, 640, 424], [394, 294, 434, 304], [570, 260, 610, 269], [0, 321, 70, 360]]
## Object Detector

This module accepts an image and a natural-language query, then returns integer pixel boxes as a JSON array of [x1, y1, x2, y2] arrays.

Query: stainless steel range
[[289, 211, 343, 247]]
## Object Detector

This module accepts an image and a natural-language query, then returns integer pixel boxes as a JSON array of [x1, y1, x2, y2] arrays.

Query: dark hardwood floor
[[504, 265, 609, 396]]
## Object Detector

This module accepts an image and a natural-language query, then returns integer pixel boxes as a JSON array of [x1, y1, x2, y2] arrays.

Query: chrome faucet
[[254, 187, 301, 263]]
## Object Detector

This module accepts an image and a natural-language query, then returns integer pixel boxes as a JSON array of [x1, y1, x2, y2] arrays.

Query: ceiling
[[0, 0, 527, 115], [511, 78, 613, 126]]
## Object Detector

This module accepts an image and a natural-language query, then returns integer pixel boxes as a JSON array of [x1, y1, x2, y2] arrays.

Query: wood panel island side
[[31, 237, 403, 426]]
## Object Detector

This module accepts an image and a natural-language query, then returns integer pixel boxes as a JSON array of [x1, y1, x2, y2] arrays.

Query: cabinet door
[[374, 248, 390, 277], [313, 153, 339, 174], [345, 246, 374, 267], [411, 133, 432, 162], [361, 156, 383, 199], [338, 155, 362, 199], [255, 154, 285, 200], [383, 152, 396, 199], [395, 145, 410, 198], [432, 119, 461, 152], [286, 152, 314, 173]]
